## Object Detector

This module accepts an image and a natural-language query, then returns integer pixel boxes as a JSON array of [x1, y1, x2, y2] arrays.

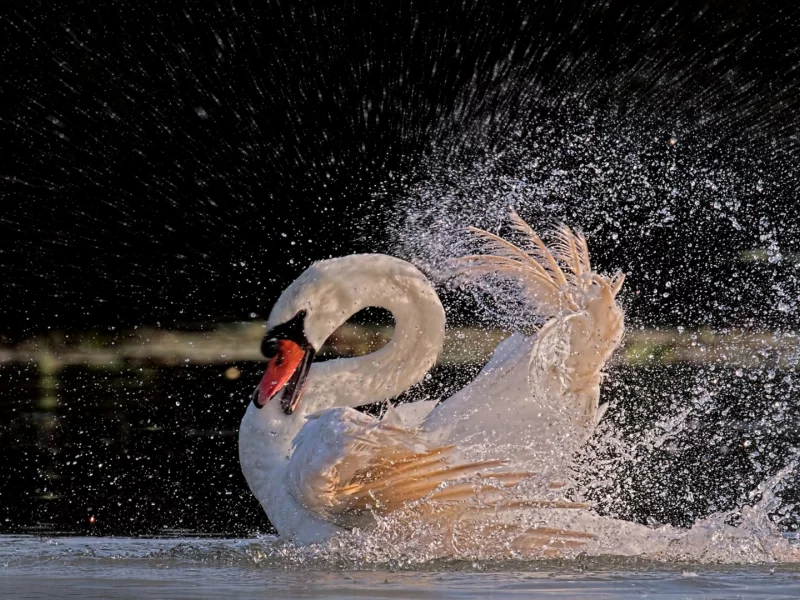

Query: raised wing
[[425, 209, 625, 465]]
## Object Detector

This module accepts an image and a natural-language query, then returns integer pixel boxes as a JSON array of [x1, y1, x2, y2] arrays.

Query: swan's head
[[252, 307, 315, 416], [253, 255, 411, 415]]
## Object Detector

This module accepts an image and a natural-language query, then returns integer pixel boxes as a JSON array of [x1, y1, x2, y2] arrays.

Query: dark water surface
[[1, 353, 799, 600], [1, 357, 798, 537]]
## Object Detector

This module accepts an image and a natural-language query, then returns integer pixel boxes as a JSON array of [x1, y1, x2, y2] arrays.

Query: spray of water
[[373, 103, 800, 563]]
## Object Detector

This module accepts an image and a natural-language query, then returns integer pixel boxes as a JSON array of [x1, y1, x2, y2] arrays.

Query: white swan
[[239, 253, 447, 543], [239, 210, 625, 548]]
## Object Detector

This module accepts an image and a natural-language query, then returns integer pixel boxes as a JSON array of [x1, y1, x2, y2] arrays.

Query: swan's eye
[[262, 338, 279, 358]]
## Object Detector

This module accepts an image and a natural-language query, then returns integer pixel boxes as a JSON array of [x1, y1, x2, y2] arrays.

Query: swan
[[239, 209, 625, 549]]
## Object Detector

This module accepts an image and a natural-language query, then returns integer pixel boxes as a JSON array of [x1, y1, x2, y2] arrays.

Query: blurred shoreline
[[1, 323, 797, 368]]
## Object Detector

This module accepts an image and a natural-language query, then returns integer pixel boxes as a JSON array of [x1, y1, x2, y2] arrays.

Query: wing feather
[[464, 227, 558, 284], [287, 407, 585, 529], [446, 209, 626, 439], [507, 208, 569, 286], [552, 224, 585, 281], [454, 211, 622, 317]]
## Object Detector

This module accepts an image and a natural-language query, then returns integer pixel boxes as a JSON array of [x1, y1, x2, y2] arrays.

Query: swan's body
[[239, 254, 446, 543], [240, 210, 624, 549]]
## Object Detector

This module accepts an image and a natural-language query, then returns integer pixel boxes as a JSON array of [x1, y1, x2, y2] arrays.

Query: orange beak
[[255, 339, 315, 414]]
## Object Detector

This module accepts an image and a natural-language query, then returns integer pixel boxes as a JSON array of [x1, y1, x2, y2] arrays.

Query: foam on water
[[309, 480, 800, 566], [4, 535, 800, 600], [1, 531, 798, 574]]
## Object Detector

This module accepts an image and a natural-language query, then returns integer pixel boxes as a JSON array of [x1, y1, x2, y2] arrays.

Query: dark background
[[3, 0, 800, 337], [2, 1, 800, 537]]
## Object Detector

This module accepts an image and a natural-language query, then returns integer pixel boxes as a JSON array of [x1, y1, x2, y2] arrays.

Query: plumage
[[507, 207, 570, 287], [239, 212, 625, 552], [429, 210, 624, 460], [285, 405, 586, 530]]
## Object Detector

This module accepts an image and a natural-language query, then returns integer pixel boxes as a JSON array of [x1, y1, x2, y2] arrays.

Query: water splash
[[381, 102, 800, 562]]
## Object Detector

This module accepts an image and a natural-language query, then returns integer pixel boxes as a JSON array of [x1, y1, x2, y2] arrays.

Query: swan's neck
[[240, 255, 446, 503], [239, 398, 310, 486], [304, 267, 446, 408]]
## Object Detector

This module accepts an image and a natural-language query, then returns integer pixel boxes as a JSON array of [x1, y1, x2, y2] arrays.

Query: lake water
[[2, 348, 799, 598], [3, 535, 800, 599], [2, 359, 798, 537]]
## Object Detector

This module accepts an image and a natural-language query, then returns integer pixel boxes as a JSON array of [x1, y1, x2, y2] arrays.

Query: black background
[[3, 0, 800, 338]]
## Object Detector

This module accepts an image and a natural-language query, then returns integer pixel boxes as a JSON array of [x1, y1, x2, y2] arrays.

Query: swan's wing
[[427, 209, 625, 463], [422, 332, 538, 444], [286, 406, 429, 525], [452, 211, 625, 384], [286, 407, 586, 530]]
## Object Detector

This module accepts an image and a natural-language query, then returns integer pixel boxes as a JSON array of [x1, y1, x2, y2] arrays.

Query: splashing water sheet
[[3, 1, 800, 598]]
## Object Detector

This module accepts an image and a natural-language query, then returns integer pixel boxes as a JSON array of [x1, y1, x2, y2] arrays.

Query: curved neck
[[240, 256, 446, 483], [304, 266, 446, 409]]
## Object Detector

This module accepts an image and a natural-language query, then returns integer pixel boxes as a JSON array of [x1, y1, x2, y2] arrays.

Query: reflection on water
[[0, 351, 798, 536]]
